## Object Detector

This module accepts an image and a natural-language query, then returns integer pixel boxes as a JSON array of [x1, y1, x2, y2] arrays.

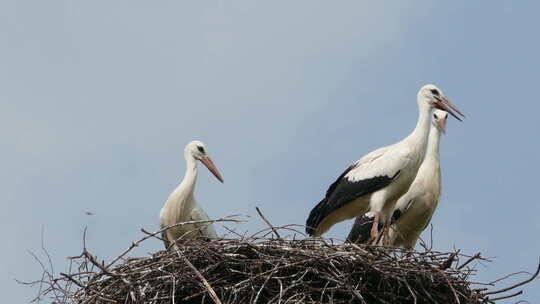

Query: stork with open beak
[[159, 140, 224, 249], [306, 85, 464, 243], [347, 110, 449, 246]]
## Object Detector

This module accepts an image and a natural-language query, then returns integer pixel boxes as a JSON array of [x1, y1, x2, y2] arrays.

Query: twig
[[106, 216, 244, 268], [429, 223, 434, 251], [141, 228, 166, 242], [489, 290, 523, 301], [483, 258, 540, 296], [40, 226, 55, 281], [440, 250, 459, 270], [348, 285, 366, 304], [440, 270, 460, 304], [60, 272, 86, 289], [175, 248, 223, 304], [458, 252, 481, 270], [253, 270, 275, 303], [82, 249, 131, 284], [405, 280, 418, 304], [487, 271, 533, 285], [255, 206, 281, 239]]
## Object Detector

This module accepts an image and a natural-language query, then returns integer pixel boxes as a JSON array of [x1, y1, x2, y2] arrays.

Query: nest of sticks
[[26, 216, 539, 304]]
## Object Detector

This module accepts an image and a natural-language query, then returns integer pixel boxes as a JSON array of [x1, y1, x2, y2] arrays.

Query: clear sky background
[[2, 1, 539, 303]]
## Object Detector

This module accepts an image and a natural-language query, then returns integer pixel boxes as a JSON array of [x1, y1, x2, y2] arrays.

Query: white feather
[[189, 204, 218, 238], [387, 109, 446, 249]]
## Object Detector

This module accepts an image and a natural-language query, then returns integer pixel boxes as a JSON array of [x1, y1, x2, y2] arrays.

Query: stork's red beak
[[200, 156, 224, 183], [434, 97, 465, 122]]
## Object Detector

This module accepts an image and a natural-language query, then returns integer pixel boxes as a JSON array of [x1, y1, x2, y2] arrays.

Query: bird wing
[[190, 205, 218, 238], [323, 146, 389, 198], [306, 145, 410, 236], [391, 196, 415, 224], [422, 199, 439, 230], [346, 212, 382, 243], [390, 171, 438, 229]]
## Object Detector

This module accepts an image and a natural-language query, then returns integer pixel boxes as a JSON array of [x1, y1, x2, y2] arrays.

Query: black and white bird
[[159, 140, 224, 249], [306, 85, 464, 243], [347, 110, 448, 246]]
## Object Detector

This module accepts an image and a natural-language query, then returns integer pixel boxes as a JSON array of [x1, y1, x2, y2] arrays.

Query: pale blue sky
[[1, 1, 539, 302]]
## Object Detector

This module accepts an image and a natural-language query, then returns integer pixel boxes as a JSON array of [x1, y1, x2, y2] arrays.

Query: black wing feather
[[325, 164, 356, 198], [306, 169, 400, 236]]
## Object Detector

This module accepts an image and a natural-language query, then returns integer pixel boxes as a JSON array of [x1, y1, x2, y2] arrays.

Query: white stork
[[347, 110, 448, 246], [159, 140, 224, 249], [306, 84, 464, 243]]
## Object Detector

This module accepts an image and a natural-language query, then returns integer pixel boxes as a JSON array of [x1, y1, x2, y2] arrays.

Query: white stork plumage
[[347, 110, 448, 246], [306, 84, 464, 243], [387, 110, 448, 248], [159, 140, 224, 249]]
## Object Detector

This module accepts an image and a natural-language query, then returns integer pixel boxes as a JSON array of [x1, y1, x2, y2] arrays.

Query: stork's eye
[[197, 146, 205, 153], [430, 89, 440, 96], [433, 113, 437, 119]]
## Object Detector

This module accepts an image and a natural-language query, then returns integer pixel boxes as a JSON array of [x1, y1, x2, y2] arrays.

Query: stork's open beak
[[200, 157, 224, 183], [437, 118, 447, 134], [434, 96, 465, 121]]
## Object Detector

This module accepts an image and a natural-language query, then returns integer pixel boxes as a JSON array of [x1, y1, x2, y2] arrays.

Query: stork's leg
[[368, 211, 381, 244], [382, 223, 391, 245]]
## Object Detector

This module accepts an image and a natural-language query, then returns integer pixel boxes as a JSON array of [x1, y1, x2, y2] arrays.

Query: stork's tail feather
[[346, 212, 383, 244]]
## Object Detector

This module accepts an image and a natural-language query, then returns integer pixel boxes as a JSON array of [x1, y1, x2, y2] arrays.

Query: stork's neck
[[416, 125, 442, 191], [178, 153, 198, 198], [162, 153, 198, 225], [404, 102, 432, 155], [424, 126, 441, 162]]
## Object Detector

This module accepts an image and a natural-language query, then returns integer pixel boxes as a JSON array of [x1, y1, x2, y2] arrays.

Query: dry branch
[[23, 223, 539, 304]]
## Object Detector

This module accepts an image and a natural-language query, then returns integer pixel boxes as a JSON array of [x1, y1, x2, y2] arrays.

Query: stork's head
[[432, 109, 449, 134], [418, 84, 465, 121], [185, 140, 224, 183]]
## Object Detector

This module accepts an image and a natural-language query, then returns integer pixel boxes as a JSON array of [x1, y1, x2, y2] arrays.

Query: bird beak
[[437, 118, 447, 134], [434, 96, 465, 122], [201, 157, 224, 183]]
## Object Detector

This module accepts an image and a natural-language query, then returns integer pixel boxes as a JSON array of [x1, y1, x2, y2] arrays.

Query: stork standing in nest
[[306, 84, 464, 243], [347, 110, 449, 246], [159, 140, 223, 249]]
